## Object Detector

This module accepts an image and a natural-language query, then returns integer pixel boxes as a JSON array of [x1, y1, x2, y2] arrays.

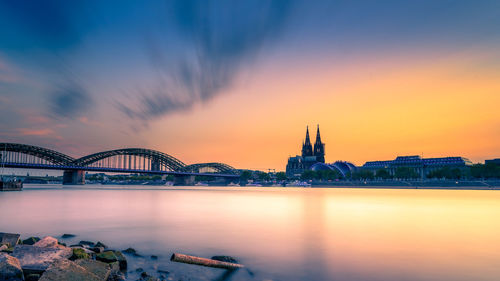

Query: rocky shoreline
[[1, 232, 243, 281]]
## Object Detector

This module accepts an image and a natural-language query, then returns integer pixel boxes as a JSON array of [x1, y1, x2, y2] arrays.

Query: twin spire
[[301, 125, 325, 163]]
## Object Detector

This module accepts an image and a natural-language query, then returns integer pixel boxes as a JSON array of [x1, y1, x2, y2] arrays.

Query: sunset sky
[[0, 0, 499, 170]]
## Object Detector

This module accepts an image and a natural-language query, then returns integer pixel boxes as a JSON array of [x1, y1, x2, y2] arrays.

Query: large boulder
[[90, 247, 104, 254], [1, 246, 14, 254], [94, 242, 107, 249], [21, 237, 40, 246], [122, 247, 139, 256], [75, 259, 111, 281], [0, 232, 20, 247], [33, 237, 57, 248], [113, 251, 127, 270], [11, 245, 72, 274], [38, 259, 100, 281], [79, 241, 95, 248], [69, 248, 90, 260], [0, 252, 24, 281], [33, 236, 68, 250], [107, 262, 125, 281], [95, 251, 127, 270]]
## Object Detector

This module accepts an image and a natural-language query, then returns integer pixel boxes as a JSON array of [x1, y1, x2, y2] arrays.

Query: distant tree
[[275, 172, 287, 181], [427, 167, 466, 179], [257, 171, 271, 181], [301, 170, 315, 180], [350, 169, 374, 180], [449, 168, 462, 179], [394, 167, 419, 179], [239, 170, 252, 181], [427, 169, 443, 179], [316, 169, 342, 180], [471, 163, 500, 179], [375, 169, 391, 179]]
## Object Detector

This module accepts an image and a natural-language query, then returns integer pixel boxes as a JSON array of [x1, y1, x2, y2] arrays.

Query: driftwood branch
[[170, 253, 244, 270]]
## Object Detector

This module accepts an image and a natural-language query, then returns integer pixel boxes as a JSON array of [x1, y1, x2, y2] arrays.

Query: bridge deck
[[0, 162, 239, 178]]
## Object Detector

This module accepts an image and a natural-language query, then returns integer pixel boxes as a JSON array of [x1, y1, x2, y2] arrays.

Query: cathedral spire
[[301, 126, 313, 157], [304, 126, 311, 146], [315, 124, 322, 144], [314, 124, 325, 163]]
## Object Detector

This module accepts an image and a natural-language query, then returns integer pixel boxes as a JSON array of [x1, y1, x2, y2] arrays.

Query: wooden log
[[170, 253, 244, 270]]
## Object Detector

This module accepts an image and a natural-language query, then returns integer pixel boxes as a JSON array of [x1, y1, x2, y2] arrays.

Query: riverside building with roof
[[362, 155, 473, 178]]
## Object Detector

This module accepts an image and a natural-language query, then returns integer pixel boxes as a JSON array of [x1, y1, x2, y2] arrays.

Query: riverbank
[[311, 179, 500, 189], [0, 233, 245, 281]]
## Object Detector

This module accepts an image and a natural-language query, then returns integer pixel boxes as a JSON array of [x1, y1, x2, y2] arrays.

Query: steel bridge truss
[[181, 163, 237, 174], [0, 143, 238, 175]]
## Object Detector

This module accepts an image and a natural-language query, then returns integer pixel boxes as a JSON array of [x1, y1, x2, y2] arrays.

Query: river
[[1, 184, 500, 281]]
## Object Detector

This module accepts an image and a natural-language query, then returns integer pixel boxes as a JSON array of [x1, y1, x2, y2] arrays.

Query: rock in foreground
[[21, 237, 40, 246], [0, 252, 24, 281], [75, 259, 111, 281], [0, 232, 20, 248], [69, 248, 91, 260], [38, 259, 100, 281], [12, 245, 72, 274], [33, 237, 59, 248], [96, 251, 127, 270]]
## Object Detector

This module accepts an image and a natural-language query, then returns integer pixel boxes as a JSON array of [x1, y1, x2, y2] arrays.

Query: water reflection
[[0, 186, 500, 281]]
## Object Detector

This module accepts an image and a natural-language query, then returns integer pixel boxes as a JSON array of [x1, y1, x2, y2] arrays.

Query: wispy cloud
[[48, 80, 92, 119], [24, 114, 50, 124], [0, 55, 20, 83], [0, 1, 94, 120], [16, 128, 55, 136], [116, 0, 294, 123]]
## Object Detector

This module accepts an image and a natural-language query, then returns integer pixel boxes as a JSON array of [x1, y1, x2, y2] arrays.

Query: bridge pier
[[213, 176, 237, 186], [63, 170, 85, 185], [224, 177, 239, 186], [173, 175, 195, 186]]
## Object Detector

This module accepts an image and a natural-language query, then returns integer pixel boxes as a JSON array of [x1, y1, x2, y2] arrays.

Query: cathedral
[[286, 125, 325, 177]]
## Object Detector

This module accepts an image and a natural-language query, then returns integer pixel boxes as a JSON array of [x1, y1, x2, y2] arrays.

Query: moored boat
[[0, 179, 23, 191], [285, 181, 311, 187]]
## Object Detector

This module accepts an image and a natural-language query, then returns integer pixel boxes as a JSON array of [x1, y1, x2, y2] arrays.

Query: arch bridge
[[0, 143, 239, 185]]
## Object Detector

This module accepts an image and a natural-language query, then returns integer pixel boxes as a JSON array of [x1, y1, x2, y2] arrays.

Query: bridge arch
[[72, 148, 186, 171], [0, 143, 74, 165], [181, 162, 238, 174]]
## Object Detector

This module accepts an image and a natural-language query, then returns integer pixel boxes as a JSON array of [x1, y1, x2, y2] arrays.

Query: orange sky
[[2, 2, 500, 172], [141, 48, 500, 171]]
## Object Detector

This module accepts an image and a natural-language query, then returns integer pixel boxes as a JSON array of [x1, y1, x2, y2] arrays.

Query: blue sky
[[1, 0, 499, 168]]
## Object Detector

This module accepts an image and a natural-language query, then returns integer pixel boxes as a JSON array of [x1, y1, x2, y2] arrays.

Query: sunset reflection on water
[[1, 186, 500, 280]]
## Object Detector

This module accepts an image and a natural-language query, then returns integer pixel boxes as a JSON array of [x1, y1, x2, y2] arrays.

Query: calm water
[[1, 185, 500, 281]]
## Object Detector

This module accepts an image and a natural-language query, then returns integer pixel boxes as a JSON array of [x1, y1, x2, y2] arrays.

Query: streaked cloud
[[0, 55, 20, 83], [48, 81, 92, 119], [16, 128, 54, 136], [116, 0, 294, 122], [0, 0, 499, 168]]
